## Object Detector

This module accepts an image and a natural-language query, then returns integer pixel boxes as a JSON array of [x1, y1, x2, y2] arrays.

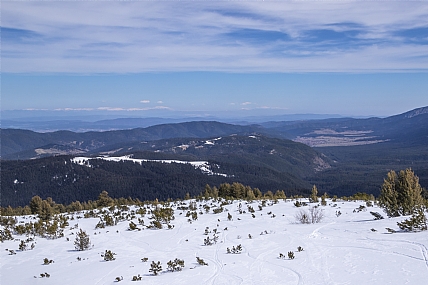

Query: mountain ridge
[[2, 106, 428, 159]]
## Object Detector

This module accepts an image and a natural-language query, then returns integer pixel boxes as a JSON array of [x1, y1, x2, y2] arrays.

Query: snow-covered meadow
[[1, 199, 427, 285]]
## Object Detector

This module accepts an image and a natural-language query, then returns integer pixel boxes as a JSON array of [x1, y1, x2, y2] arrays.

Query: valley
[[1, 106, 427, 207]]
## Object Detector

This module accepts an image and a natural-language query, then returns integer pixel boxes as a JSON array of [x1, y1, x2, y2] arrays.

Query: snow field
[[71, 156, 229, 177], [1, 199, 428, 285]]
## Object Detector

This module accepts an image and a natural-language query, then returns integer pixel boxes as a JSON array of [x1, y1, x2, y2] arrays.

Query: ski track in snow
[[2, 199, 428, 284], [304, 222, 336, 285], [361, 237, 428, 270]]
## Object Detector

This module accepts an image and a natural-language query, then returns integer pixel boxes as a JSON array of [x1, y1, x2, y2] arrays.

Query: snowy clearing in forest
[[71, 155, 229, 177]]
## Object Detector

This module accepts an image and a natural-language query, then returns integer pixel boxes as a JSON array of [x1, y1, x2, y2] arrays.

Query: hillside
[[93, 135, 330, 176], [263, 106, 428, 147], [1, 199, 427, 284], [1, 106, 427, 205], [1, 152, 314, 207], [1, 121, 263, 160], [2, 107, 427, 160]]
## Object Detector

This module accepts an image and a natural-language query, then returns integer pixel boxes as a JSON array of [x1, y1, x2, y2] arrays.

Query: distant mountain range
[[1, 112, 345, 132], [1, 121, 262, 159], [2, 106, 427, 159], [1, 106, 427, 207]]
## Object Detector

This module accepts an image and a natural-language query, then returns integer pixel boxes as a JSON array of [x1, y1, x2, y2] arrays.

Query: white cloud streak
[[2, 1, 428, 73], [53, 106, 172, 112]]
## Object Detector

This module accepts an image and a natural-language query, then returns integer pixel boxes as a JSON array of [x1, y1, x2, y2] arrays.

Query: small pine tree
[[370, 211, 384, 220], [310, 185, 318, 203], [74, 229, 91, 251], [39, 200, 54, 221], [167, 258, 185, 272], [227, 244, 242, 254], [19, 240, 27, 251], [129, 221, 139, 231], [43, 258, 54, 265], [227, 212, 232, 221], [397, 207, 427, 232], [385, 227, 396, 234], [132, 274, 142, 281], [149, 261, 162, 275], [288, 251, 295, 259], [102, 250, 116, 261], [196, 257, 208, 266], [97, 191, 114, 208], [321, 193, 327, 206]]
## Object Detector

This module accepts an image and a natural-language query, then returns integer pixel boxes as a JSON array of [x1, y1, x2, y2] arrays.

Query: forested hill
[[1, 154, 311, 207], [3, 106, 428, 160], [1, 121, 263, 159], [262, 106, 428, 146]]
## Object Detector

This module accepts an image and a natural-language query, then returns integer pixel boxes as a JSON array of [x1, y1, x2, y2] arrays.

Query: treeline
[[0, 191, 143, 218], [201, 183, 286, 200], [0, 182, 289, 217], [0, 182, 381, 218]]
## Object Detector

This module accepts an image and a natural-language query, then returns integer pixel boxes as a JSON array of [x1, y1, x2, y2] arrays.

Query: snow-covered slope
[[72, 155, 229, 177], [1, 199, 427, 285]]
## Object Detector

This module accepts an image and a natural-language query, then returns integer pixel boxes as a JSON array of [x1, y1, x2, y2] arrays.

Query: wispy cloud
[[241, 105, 288, 111], [54, 108, 95, 111], [98, 106, 172, 111], [140, 100, 150, 104], [2, 1, 428, 73], [46, 106, 173, 112]]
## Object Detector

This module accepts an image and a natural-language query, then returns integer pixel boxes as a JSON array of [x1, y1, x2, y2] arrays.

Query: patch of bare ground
[[294, 136, 389, 147]]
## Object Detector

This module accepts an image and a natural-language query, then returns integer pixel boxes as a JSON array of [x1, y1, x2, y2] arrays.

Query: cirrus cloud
[[1, 1, 428, 73]]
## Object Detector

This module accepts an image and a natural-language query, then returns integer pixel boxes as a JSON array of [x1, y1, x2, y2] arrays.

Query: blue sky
[[2, 1, 428, 118]]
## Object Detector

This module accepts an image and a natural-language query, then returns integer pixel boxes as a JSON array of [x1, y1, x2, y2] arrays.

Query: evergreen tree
[[379, 169, 424, 217], [39, 200, 54, 221], [68, 201, 83, 212], [196, 257, 208, 266], [29, 196, 43, 215], [74, 229, 91, 251], [102, 250, 116, 261], [321, 192, 328, 206], [97, 191, 114, 208], [149, 261, 162, 275], [274, 190, 286, 199], [397, 207, 427, 232], [212, 186, 219, 199], [231, 182, 245, 199], [310, 185, 318, 203], [253, 188, 262, 199], [246, 189, 256, 201], [264, 190, 274, 200], [204, 184, 212, 200], [2, 206, 15, 216]]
